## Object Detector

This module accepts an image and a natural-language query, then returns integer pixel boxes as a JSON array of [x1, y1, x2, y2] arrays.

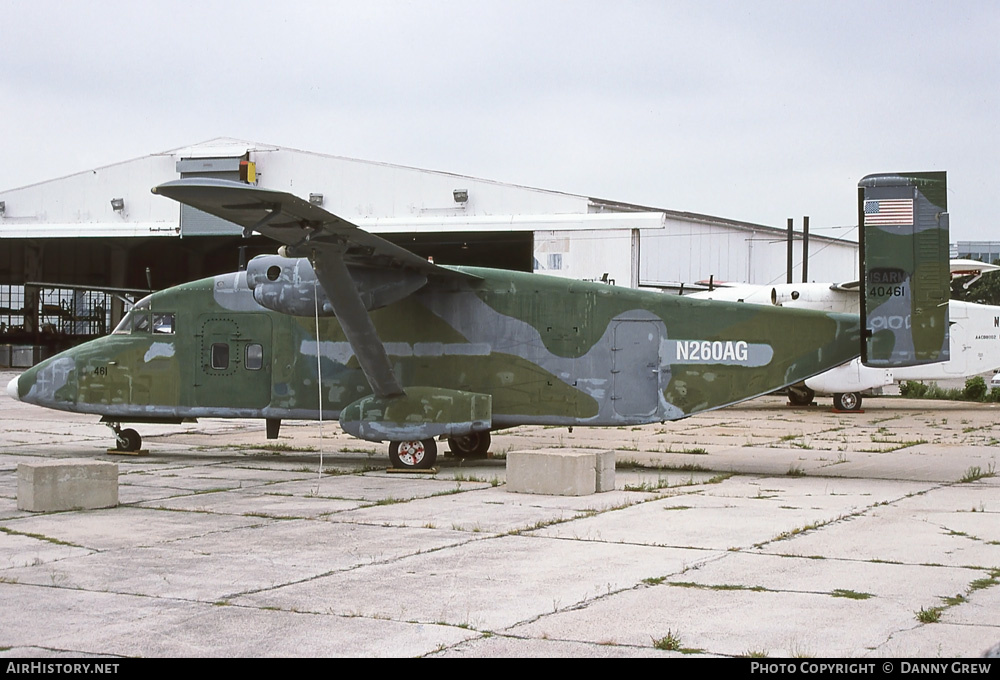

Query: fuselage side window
[[211, 343, 230, 370], [246, 343, 263, 370]]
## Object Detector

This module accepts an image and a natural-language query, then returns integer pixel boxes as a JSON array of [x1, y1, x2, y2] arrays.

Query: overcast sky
[[2, 0, 997, 242]]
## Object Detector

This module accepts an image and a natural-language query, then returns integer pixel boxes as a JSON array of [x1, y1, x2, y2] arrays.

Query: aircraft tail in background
[[860, 171, 950, 367]]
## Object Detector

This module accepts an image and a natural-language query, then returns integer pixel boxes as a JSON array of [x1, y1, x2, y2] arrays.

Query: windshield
[[112, 297, 174, 335]]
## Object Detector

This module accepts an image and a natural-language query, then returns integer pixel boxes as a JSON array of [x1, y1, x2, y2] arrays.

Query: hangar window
[[211, 343, 230, 370], [246, 343, 263, 370]]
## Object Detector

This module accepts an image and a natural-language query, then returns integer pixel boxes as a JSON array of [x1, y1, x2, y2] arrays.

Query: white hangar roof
[[0, 137, 858, 287], [0, 137, 671, 238], [0, 137, 851, 240]]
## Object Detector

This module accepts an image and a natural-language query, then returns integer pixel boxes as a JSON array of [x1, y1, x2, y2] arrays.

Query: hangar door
[[176, 153, 252, 236]]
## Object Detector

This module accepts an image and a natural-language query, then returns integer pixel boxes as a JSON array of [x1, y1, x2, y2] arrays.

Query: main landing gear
[[389, 439, 438, 470], [387, 431, 493, 470], [105, 422, 142, 452], [446, 431, 492, 459], [833, 392, 863, 412], [787, 385, 815, 406]]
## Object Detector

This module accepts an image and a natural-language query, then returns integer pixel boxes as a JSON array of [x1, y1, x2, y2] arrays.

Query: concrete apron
[[1, 369, 998, 658]]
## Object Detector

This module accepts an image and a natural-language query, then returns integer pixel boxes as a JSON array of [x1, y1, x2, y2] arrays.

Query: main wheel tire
[[833, 392, 862, 411], [787, 385, 815, 406], [389, 439, 438, 469], [116, 428, 142, 452], [447, 432, 491, 459]]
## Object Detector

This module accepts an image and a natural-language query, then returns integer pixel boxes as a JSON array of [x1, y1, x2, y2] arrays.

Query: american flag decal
[[864, 198, 914, 226]]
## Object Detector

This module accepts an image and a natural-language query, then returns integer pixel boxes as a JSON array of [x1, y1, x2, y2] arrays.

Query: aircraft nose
[[7, 374, 20, 402]]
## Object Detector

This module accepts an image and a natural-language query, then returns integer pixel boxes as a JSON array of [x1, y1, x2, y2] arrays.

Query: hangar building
[[0, 138, 858, 362]]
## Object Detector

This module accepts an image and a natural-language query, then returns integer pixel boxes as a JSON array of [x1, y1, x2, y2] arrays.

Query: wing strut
[[309, 248, 405, 399]]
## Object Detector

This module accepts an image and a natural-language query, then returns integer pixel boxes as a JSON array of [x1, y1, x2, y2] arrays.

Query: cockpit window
[[113, 310, 149, 334], [153, 313, 175, 334], [112, 299, 175, 336], [130, 312, 151, 333]]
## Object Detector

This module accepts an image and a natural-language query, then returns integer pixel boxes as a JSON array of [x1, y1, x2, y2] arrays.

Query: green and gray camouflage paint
[[860, 171, 950, 366], [15, 174, 942, 467], [11, 264, 862, 435]]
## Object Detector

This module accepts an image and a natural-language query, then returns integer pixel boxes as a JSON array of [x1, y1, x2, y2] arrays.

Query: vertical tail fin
[[860, 171, 950, 367]]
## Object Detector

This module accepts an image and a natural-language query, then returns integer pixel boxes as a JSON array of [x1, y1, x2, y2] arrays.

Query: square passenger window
[[211, 343, 229, 370], [245, 343, 263, 370]]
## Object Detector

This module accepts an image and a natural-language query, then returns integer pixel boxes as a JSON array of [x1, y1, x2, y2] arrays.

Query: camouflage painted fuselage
[[13, 265, 861, 433]]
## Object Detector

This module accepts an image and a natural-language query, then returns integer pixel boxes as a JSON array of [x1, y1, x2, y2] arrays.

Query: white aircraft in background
[[688, 260, 1000, 411]]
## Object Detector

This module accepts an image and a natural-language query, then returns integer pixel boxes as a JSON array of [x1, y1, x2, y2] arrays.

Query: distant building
[[955, 241, 1000, 265]]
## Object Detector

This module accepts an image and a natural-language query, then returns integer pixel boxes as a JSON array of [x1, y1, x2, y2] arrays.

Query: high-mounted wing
[[152, 178, 474, 400], [152, 178, 473, 276]]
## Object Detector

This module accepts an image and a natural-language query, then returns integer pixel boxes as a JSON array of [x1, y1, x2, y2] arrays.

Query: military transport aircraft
[[689, 260, 1000, 411], [6, 172, 949, 468]]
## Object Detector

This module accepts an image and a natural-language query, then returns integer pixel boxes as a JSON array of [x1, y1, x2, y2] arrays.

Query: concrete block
[[11, 345, 40, 368], [507, 448, 615, 496], [594, 449, 616, 492], [17, 459, 119, 512]]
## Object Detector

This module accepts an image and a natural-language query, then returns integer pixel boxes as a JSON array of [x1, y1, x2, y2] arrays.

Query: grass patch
[[250, 443, 319, 453], [338, 446, 379, 454], [670, 581, 765, 592], [706, 472, 734, 484], [831, 589, 874, 600], [452, 473, 489, 483], [652, 630, 683, 651], [958, 463, 996, 483], [372, 496, 407, 506], [672, 463, 709, 472], [969, 570, 1000, 592], [0, 527, 82, 548], [624, 476, 672, 492], [916, 606, 943, 623]]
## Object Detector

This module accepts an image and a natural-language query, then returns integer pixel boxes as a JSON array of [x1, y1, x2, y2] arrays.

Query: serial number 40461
[[869, 285, 906, 298]]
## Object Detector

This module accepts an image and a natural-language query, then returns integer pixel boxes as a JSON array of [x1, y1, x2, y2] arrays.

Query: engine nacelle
[[245, 254, 427, 316], [770, 283, 858, 314]]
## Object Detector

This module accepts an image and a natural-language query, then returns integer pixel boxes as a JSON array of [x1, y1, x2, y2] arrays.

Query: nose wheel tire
[[389, 439, 437, 470], [833, 392, 862, 412], [115, 428, 142, 452], [447, 432, 491, 458]]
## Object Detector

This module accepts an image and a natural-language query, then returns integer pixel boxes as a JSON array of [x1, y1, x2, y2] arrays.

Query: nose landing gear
[[104, 422, 143, 453]]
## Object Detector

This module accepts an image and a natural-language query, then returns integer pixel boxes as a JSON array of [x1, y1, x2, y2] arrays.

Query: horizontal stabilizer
[[340, 387, 492, 442], [860, 172, 950, 367]]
